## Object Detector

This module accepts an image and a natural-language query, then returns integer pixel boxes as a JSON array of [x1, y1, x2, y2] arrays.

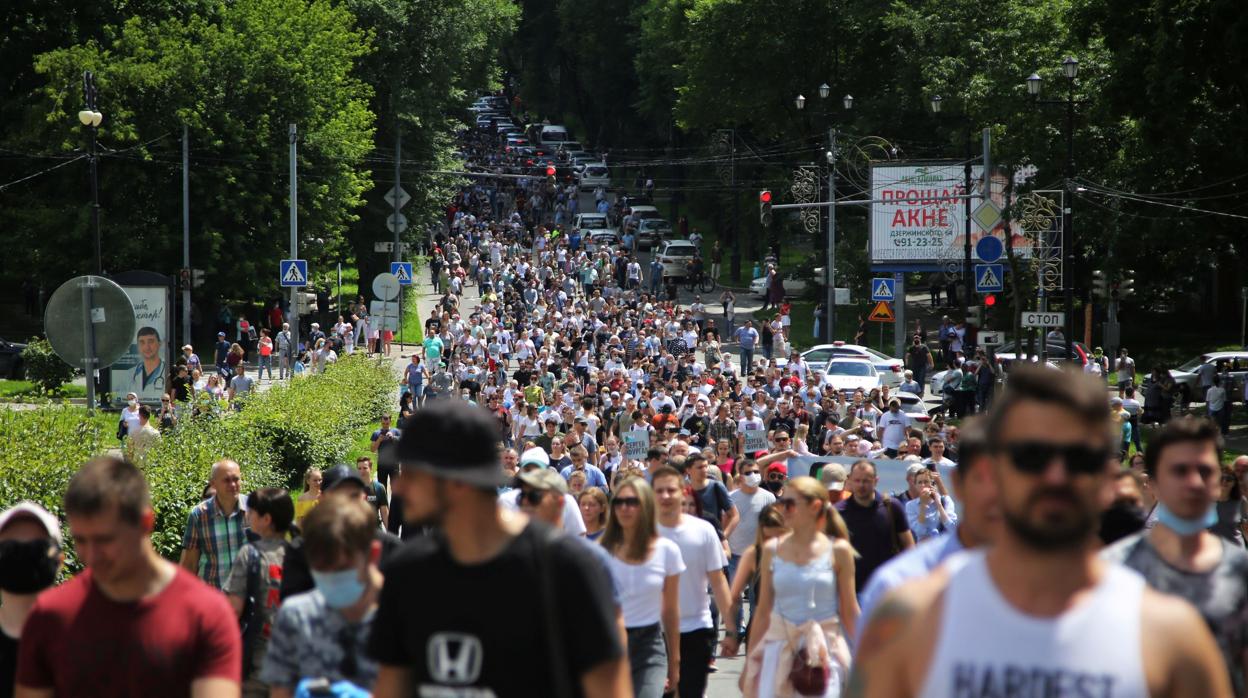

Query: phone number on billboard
[[889, 236, 948, 247]]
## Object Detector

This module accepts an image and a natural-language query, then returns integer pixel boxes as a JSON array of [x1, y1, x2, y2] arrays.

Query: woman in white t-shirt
[[601, 477, 683, 698]]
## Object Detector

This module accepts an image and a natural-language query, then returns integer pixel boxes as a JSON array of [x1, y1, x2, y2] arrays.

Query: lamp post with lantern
[[795, 86, 854, 342], [1026, 56, 1080, 365], [78, 70, 104, 275]]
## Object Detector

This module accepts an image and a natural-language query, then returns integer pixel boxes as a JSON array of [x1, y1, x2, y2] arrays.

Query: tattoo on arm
[[845, 594, 920, 698]]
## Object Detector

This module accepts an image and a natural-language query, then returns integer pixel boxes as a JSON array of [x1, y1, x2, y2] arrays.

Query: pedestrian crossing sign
[[871, 277, 896, 302], [974, 263, 1004, 293], [279, 259, 308, 287], [391, 261, 414, 286], [868, 300, 895, 323]]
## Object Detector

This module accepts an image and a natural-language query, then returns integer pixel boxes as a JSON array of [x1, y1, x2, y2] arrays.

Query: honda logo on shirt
[[427, 632, 483, 685]]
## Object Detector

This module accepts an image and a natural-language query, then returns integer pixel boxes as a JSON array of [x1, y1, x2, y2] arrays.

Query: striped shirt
[[181, 496, 247, 590]]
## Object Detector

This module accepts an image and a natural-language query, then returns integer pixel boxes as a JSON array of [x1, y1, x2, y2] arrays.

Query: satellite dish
[[44, 275, 136, 371]]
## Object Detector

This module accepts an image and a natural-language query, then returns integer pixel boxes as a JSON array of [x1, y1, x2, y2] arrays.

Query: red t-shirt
[[17, 566, 240, 696]]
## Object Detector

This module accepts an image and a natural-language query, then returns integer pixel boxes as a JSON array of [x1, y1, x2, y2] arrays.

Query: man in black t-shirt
[[372, 400, 628, 697]]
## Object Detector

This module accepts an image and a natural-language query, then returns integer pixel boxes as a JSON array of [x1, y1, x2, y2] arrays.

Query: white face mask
[[743, 473, 762, 488]]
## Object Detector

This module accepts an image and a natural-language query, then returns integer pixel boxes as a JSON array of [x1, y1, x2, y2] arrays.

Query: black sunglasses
[[1004, 442, 1110, 476], [518, 488, 546, 506], [612, 496, 642, 508]]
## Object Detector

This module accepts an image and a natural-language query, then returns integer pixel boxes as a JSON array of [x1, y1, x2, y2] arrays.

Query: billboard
[[870, 163, 1032, 264], [110, 285, 172, 407]]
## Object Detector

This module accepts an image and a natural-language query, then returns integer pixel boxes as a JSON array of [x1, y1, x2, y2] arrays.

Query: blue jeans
[[739, 348, 754, 371], [726, 553, 751, 637], [257, 355, 272, 380]]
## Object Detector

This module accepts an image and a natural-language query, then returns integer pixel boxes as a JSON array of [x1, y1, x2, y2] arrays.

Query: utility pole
[[182, 124, 191, 348], [730, 133, 740, 282], [1063, 78, 1076, 365], [826, 127, 838, 342], [289, 124, 299, 359]]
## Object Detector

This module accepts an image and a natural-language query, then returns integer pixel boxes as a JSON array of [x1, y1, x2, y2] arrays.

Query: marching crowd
[[1, 105, 1247, 698]]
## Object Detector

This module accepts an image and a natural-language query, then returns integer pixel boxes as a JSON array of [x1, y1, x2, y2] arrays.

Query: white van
[[539, 125, 570, 146]]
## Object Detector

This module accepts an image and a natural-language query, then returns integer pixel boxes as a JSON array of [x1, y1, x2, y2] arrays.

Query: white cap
[[0, 501, 62, 545], [519, 447, 551, 469]]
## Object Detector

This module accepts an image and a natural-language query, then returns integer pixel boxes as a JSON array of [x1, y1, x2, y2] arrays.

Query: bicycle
[[683, 270, 717, 294]]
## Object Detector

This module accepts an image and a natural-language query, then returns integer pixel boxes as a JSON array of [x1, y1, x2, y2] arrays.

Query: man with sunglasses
[[1104, 416, 1248, 694], [851, 367, 1230, 698]]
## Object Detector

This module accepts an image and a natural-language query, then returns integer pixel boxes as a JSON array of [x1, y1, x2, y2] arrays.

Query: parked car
[[894, 390, 931, 424], [635, 218, 673, 249], [656, 240, 699, 279], [578, 162, 610, 191], [821, 358, 881, 394], [990, 339, 1089, 370], [574, 212, 612, 231], [929, 359, 1060, 396], [0, 337, 27, 379], [749, 273, 810, 298], [1144, 351, 1248, 404], [586, 231, 620, 251], [800, 342, 904, 388]]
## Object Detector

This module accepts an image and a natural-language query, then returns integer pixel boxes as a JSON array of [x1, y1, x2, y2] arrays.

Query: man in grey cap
[[371, 400, 629, 697]]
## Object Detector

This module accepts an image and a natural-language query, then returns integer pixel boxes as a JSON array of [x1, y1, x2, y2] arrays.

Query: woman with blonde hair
[[294, 467, 322, 526], [738, 476, 859, 697], [600, 477, 684, 697]]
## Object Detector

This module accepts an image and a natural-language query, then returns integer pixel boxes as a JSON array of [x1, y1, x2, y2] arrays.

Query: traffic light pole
[[182, 123, 192, 349]]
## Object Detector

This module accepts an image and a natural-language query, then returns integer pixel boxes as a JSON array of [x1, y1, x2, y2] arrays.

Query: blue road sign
[[279, 259, 308, 287], [975, 235, 1004, 263], [391, 261, 414, 285], [871, 277, 896, 302], [975, 264, 1004, 293]]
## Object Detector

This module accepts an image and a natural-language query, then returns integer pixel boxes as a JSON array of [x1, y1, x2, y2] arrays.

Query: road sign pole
[[80, 277, 97, 415], [826, 127, 837, 343], [289, 124, 299, 361], [182, 124, 192, 349], [894, 272, 905, 358]]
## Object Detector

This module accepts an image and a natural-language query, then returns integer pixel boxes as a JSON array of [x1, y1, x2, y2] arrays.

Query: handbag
[[789, 646, 829, 696]]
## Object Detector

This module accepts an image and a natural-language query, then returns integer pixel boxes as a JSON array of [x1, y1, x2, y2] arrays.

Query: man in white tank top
[[849, 366, 1230, 698]]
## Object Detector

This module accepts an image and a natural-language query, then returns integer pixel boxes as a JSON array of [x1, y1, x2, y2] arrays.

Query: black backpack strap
[[532, 524, 574, 698]]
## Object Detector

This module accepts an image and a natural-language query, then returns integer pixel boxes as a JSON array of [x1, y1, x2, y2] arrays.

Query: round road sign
[[372, 272, 401, 301], [975, 235, 1004, 263]]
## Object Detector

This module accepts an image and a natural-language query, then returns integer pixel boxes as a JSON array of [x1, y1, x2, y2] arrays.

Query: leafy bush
[[0, 353, 395, 566], [20, 338, 75, 392]]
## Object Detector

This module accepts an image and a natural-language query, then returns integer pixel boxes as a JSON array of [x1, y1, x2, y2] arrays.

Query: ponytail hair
[[788, 476, 858, 556]]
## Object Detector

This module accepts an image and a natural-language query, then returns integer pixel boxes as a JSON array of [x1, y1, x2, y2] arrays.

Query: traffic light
[[967, 305, 982, 326], [983, 293, 997, 308], [191, 269, 205, 288], [295, 292, 317, 315], [1091, 269, 1108, 300], [545, 164, 556, 177], [759, 190, 773, 226], [1118, 269, 1136, 299]]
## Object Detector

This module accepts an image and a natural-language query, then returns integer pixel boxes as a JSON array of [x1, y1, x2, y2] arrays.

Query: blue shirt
[[559, 464, 609, 492], [855, 527, 965, 650], [735, 327, 759, 350]]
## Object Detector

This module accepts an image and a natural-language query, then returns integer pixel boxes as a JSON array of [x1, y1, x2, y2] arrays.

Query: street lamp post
[[78, 71, 104, 275], [1027, 57, 1079, 365], [929, 95, 975, 321], [796, 86, 853, 342]]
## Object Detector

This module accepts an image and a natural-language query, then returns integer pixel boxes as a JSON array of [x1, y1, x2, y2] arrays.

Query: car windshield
[[1177, 356, 1206, 372], [579, 217, 607, 229], [828, 362, 874, 376], [664, 246, 695, 257]]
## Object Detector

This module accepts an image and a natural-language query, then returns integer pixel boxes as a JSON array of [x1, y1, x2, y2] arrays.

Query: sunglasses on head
[[1003, 442, 1110, 476], [612, 496, 641, 509]]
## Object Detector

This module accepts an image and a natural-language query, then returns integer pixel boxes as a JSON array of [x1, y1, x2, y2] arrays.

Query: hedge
[[0, 354, 395, 568]]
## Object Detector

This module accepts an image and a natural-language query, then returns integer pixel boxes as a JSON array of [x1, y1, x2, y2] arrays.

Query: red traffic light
[[984, 294, 997, 307], [546, 165, 556, 176], [760, 190, 772, 203]]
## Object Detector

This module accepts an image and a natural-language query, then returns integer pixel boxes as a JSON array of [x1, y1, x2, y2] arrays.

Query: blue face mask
[[311, 567, 366, 609], [1153, 502, 1218, 536]]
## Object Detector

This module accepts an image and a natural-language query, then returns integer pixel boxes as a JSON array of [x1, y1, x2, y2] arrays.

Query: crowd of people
[[3, 104, 1247, 698]]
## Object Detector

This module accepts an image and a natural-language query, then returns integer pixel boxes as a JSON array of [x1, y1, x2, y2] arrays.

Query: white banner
[[623, 431, 650, 461], [870, 164, 1032, 264], [743, 427, 768, 454]]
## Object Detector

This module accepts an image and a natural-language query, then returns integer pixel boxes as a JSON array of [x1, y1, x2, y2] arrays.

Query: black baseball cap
[[322, 464, 367, 492], [395, 399, 507, 487]]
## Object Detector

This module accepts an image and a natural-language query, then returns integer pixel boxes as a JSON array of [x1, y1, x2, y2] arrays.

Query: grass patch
[[399, 286, 424, 346], [0, 379, 87, 400]]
